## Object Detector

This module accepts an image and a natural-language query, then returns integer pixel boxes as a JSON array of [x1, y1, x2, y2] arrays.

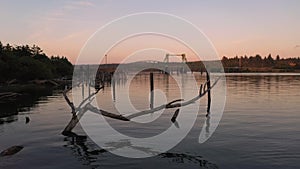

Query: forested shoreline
[[221, 54, 300, 72], [0, 41, 73, 84]]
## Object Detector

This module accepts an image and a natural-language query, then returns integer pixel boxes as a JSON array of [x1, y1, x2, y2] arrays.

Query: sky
[[0, 0, 299, 64]]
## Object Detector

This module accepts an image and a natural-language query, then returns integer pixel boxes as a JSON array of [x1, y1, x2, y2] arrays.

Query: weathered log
[[0, 92, 21, 98], [62, 74, 220, 135], [62, 109, 86, 134], [62, 85, 106, 134], [0, 92, 22, 103], [121, 77, 219, 119], [86, 104, 129, 121]]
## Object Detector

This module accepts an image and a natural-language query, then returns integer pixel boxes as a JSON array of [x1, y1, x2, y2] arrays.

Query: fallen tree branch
[[63, 88, 76, 114], [77, 86, 103, 110], [62, 106, 88, 136], [171, 109, 180, 123], [62, 83, 105, 135], [125, 76, 220, 119], [62, 73, 220, 135], [85, 104, 129, 121]]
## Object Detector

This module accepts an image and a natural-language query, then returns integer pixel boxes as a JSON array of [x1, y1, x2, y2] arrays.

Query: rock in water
[[25, 117, 30, 124], [0, 146, 23, 156]]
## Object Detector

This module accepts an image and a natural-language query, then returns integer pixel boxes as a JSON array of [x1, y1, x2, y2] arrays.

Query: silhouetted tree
[[0, 41, 3, 53], [31, 45, 43, 55], [266, 54, 275, 67], [276, 55, 280, 61]]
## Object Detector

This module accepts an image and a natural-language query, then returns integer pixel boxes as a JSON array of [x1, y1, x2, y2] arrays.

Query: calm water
[[0, 73, 300, 169]]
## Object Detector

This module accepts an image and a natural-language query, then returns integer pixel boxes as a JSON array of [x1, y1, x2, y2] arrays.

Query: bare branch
[[125, 76, 220, 119], [62, 106, 88, 135], [171, 109, 180, 123], [166, 99, 184, 108], [85, 104, 129, 121], [77, 86, 103, 109], [63, 89, 76, 114], [199, 84, 203, 95], [63, 82, 82, 114]]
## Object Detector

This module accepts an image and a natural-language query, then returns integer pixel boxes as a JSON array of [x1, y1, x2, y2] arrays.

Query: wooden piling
[[112, 77, 116, 102], [150, 72, 154, 109], [206, 71, 211, 114], [87, 65, 91, 97]]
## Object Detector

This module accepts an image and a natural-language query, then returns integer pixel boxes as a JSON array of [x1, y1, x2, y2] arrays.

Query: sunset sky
[[1, 0, 299, 64]]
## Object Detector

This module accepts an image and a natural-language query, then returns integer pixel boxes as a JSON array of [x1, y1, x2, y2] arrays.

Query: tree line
[[0, 41, 73, 83], [222, 54, 300, 69]]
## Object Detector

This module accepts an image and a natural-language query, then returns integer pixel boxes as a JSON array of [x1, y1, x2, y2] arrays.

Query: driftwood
[[62, 72, 219, 136], [62, 84, 103, 135], [0, 92, 22, 103], [0, 92, 21, 99], [125, 76, 219, 120]]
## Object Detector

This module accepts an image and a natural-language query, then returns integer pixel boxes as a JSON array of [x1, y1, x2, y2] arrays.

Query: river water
[[0, 73, 299, 169]]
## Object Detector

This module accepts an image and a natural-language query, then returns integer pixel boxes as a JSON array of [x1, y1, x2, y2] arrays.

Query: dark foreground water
[[0, 73, 299, 169]]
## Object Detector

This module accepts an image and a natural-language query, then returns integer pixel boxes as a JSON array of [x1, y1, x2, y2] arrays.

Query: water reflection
[[226, 74, 300, 99], [205, 115, 211, 138], [0, 85, 58, 122], [160, 152, 218, 169], [0, 115, 18, 124], [63, 133, 219, 169], [1, 73, 299, 168], [63, 135, 106, 168]]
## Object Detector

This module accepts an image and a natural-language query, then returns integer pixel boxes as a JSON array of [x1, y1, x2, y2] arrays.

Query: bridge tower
[[163, 53, 187, 74]]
